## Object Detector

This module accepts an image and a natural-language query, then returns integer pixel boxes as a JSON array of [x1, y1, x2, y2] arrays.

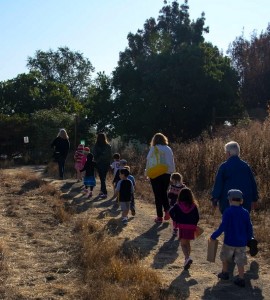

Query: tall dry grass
[[75, 219, 162, 300]]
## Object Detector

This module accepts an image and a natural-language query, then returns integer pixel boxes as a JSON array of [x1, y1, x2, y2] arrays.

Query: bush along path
[[0, 166, 269, 299]]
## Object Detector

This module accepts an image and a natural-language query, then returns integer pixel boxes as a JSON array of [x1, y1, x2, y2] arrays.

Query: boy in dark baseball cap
[[210, 189, 255, 287]]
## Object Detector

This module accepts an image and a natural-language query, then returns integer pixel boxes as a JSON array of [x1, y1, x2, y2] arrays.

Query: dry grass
[[2, 118, 270, 298], [76, 219, 162, 300]]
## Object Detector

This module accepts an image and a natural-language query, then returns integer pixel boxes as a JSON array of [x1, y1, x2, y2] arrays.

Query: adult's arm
[[248, 166, 259, 202], [211, 163, 225, 201]]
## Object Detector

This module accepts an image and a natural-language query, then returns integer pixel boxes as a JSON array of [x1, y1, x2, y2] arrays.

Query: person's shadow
[[152, 235, 179, 269], [201, 261, 263, 300], [120, 222, 169, 260], [167, 270, 198, 299]]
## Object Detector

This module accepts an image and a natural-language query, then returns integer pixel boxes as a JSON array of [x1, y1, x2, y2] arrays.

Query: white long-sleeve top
[[146, 144, 175, 174]]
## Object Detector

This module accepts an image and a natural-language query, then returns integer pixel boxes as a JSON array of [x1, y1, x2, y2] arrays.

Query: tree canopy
[[112, 0, 242, 141], [27, 46, 94, 100], [229, 24, 270, 112]]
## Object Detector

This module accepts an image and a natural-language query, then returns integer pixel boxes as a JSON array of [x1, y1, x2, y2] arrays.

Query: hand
[[211, 198, 218, 207], [251, 202, 258, 211]]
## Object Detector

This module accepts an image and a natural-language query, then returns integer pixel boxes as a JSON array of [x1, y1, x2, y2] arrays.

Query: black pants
[[150, 173, 171, 218], [97, 164, 109, 194], [57, 156, 66, 179]]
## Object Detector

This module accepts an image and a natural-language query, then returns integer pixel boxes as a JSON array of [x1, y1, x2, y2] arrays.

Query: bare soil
[[0, 166, 268, 299]]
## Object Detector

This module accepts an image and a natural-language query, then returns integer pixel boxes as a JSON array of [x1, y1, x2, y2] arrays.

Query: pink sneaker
[[164, 211, 170, 221], [154, 217, 163, 223]]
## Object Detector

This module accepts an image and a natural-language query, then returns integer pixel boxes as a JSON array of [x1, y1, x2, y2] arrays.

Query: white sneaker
[[122, 217, 128, 225], [184, 257, 193, 270], [87, 191, 92, 198]]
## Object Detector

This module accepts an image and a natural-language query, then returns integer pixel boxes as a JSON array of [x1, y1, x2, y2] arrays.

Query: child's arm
[[210, 211, 227, 240]]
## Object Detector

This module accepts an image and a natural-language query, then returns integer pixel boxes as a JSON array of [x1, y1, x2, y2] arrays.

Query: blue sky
[[0, 0, 269, 81]]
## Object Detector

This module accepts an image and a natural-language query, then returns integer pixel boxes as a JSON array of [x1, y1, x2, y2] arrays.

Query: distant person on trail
[[110, 153, 121, 177], [115, 168, 134, 225], [80, 152, 97, 198], [146, 132, 175, 223], [112, 159, 127, 192], [168, 172, 186, 236], [211, 141, 258, 214], [74, 144, 85, 181], [93, 132, 112, 199], [169, 187, 199, 271], [124, 165, 136, 216], [51, 128, 70, 180], [210, 189, 257, 287]]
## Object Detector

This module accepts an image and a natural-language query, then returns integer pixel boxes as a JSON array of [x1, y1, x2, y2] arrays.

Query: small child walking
[[115, 168, 134, 225], [169, 187, 199, 270], [80, 152, 97, 198], [210, 189, 255, 287], [125, 165, 136, 216], [74, 144, 85, 181], [168, 172, 186, 236], [110, 153, 121, 177]]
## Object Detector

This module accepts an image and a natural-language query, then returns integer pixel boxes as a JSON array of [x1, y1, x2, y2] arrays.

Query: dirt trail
[[0, 166, 268, 299]]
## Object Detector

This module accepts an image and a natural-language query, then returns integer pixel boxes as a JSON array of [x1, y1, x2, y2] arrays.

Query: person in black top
[[51, 129, 70, 180], [80, 153, 97, 198], [115, 168, 134, 225], [93, 133, 112, 198]]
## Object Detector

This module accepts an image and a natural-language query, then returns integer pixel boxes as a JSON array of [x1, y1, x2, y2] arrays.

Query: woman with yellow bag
[[146, 132, 175, 223]]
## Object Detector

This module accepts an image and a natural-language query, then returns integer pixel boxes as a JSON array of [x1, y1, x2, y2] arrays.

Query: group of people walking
[[145, 133, 258, 287], [51, 129, 259, 288]]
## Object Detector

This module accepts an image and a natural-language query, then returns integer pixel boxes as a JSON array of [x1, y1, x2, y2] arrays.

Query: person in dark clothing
[[51, 128, 70, 180], [93, 132, 112, 198], [210, 189, 254, 287], [211, 141, 258, 214], [80, 152, 97, 198], [169, 188, 199, 271], [115, 168, 134, 225]]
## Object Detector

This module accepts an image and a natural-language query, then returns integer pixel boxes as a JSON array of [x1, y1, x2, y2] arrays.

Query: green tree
[[229, 25, 270, 112], [85, 72, 114, 133], [112, 0, 241, 141], [0, 113, 30, 156], [0, 72, 81, 115], [27, 46, 94, 100]]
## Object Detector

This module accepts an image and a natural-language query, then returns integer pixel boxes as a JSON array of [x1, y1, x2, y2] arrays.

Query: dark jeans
[[130, 194, 135, 210], [150, 173, 171, 218], [97, 164, 109, 194], [57, 156, 66, 179]]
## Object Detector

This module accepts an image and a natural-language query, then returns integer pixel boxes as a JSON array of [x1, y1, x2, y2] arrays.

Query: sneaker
[[164, 211, 170, 221], [234, 277, 245, 287], [172, 228, 178, 236], [184, 257, 193, 270], [131, 208, 136, 216], [83, 188, 88, 194], [217, 271, 229, 280], [122, 217, 128, 225], [154, 217, 163, 223], [87, 191, 92, 198], [99, 194, 107, 199], [247, 238, 258, 257]]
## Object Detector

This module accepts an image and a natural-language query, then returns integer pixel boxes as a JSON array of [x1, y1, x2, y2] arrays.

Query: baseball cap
[[227, 189, 243, 201], [120, 159, 127, 165]]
